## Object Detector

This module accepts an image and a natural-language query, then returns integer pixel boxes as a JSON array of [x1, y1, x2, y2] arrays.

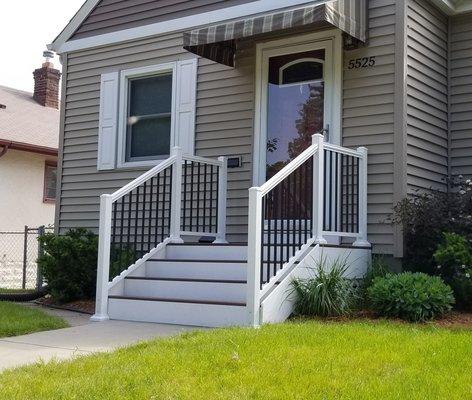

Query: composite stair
[[108, 243, 248, 327]]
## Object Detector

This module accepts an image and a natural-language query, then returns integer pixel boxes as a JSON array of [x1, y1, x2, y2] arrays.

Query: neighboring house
[[48, 0, 472, 327], [0, 61, 60, 231]]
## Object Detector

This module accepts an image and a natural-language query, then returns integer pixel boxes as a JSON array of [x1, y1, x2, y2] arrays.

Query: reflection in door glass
[[266, 51, 325, 179]]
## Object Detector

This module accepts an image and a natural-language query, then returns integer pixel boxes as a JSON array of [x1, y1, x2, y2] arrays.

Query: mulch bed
[[32, 297, 472, 329], [35, 296, 95, 315], [433, 311, 472, 329], [300, 310, 472, 329]]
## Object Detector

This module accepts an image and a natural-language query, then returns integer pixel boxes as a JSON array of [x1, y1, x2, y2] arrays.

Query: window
[[126, 73, 173, 162], [43, 162, 57, 203], [118, 63, 177, 168]]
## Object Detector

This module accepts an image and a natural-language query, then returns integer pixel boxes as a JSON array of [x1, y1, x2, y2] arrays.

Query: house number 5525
[[347, 56, 376, 69]]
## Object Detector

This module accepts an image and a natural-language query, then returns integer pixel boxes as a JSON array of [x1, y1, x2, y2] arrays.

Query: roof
[[0, 85, 59, 151]]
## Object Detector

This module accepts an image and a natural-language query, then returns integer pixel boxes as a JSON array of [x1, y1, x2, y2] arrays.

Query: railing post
[[91, 194, 113, 322], [214, 156, 228, 244], [246, 187, 263, 327], [312, 134, 327, 244], [170, 146, 184, 244], [354, 147, 371, 247]]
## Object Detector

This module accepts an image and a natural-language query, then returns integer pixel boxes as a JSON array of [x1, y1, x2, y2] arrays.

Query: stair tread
[[167, 243, 247, 247], [109, 295, 246, 307], [149, 259, 247, 263], [126, 276, 246, 284]]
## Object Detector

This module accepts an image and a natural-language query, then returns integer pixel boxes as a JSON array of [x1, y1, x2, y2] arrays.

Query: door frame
[[253, 29, 343, 185]]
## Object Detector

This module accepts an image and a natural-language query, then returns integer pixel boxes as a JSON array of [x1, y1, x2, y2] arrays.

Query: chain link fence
[[0, 226, 52, 291]]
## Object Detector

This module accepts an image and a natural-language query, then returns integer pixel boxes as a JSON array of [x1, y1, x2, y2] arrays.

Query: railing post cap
[[170, 146, 182, 156], [357, 146, 368, 154], [311, 133, 324, 144]]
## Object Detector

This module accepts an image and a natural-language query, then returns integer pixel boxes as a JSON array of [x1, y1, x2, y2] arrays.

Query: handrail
[[258, 143, 319, 196], [246, 134, 369, 327], [111, 156, 177, 202], [183, 153, 224, 167], [92, 146, 228, 321], [324, 142, 364, 158]]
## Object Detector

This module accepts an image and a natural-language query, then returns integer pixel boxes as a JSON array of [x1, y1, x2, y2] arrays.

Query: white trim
[[430, 0, 472, 15], [116, 62, 177, 169], [49, 0, 328, 53], [49, 0, 101, 53], [252, 29, 343, 186]]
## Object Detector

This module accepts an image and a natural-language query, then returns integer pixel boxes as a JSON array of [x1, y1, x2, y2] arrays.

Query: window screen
[[125, 73, 173, 162]]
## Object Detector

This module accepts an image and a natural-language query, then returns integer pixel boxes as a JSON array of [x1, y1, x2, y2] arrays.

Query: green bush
[[38, 229, 98, 303], [292, 256, 357, 317], [433, 232, 472, 311], [368, 272, 454, 322], [450, 276, 472, 311], [392, 176, 472, 275]]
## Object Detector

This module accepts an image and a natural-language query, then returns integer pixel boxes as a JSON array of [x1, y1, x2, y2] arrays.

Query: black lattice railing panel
[[260, 157, 313, 287], [323, 149, 360, 234], [110, 166, 172, 278], [181, 158, 219, 235]]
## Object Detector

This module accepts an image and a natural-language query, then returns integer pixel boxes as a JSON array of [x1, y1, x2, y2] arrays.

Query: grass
[[0, 320, 470, 399], [0, 302, 68, 338]]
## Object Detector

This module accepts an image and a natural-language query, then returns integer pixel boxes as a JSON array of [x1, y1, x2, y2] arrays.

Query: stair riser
[[124, 279, 246, 303], [145, 261, 247, 281], [165, 245, 247, 260], [108, 298, 247, 327]]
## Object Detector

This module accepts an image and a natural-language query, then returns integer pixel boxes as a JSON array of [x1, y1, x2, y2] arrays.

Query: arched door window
[[279, 58, 324, 86]]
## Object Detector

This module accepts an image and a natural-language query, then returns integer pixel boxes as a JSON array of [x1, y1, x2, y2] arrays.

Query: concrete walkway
[[0, 305, 199, 372]]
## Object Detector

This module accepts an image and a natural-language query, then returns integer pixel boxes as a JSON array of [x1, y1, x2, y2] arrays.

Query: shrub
[[450, 276, 472, 311], [291, 256, 357, 317], [38, 229, 98, 303], [367, 272, 454, 322], [364, 256, 391, 288], [392, 176, 472, 274], [433, 232, 472, 311]]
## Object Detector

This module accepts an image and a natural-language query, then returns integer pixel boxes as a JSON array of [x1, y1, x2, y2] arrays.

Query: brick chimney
[[33, 52, 61, 109]]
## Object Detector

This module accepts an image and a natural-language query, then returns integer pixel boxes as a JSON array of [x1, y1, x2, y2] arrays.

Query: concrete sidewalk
[[0, 306, 199, 372]]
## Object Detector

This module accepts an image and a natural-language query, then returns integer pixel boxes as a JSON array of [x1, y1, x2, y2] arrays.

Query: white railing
[[246, 134, 369, 326], [92, 146, 227, 321]]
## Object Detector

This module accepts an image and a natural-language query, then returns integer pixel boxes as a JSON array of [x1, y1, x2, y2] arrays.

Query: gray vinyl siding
[[72, 0, 258, 40], [58, 33, 254, 241], [450, 12, 472, 178], [405, 0, 448, 192], [58, 0, 401, 254], [342, 0, 396, 254]]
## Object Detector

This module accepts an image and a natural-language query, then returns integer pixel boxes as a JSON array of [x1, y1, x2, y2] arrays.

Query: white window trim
[[253, 29, 342, 186], [117, 62, 178, 169]]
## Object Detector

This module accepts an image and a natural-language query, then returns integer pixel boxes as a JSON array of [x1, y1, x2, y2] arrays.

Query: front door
[[254, 32, 340, 185]]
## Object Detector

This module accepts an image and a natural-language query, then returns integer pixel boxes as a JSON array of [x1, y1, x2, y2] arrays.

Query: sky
[[0, 0, 85, 92]]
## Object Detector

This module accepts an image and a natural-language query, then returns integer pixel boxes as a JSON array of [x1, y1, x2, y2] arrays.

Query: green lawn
[[0, 302, 68, 338], [0, 320, 470, 399]]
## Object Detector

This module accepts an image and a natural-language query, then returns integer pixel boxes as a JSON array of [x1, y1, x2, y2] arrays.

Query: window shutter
[[175, 58, 197, 155], [97, 71, 119, 170]]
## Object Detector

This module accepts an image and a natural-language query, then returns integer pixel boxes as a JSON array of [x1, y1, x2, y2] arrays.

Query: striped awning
[[183, 0, 367, 67]]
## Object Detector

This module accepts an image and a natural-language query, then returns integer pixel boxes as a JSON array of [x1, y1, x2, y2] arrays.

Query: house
[[0, 59, 60, 232], [48, 0, 472, 327]]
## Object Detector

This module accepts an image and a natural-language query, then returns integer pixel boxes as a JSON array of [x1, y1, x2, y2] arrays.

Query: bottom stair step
[[108, 296, 247, 328]]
